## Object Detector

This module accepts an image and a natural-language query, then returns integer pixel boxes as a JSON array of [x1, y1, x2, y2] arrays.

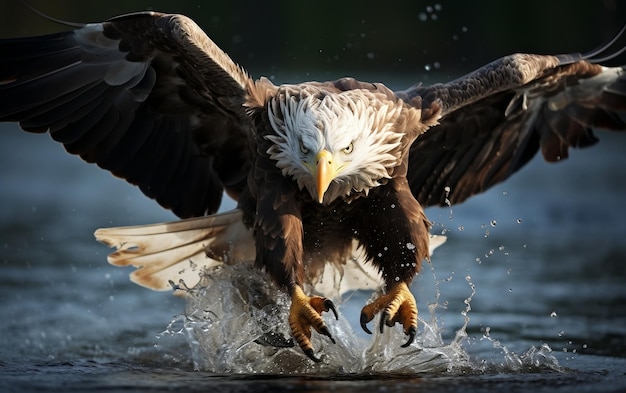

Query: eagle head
[[265, 87, 407, 204]]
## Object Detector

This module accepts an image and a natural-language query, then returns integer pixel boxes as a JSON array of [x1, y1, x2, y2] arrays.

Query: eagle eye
[[299, 141, 309, 155], [343, 143, 354, 154]]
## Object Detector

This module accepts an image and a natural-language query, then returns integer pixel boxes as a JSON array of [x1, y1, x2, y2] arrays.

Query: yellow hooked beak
[[315, 150, 338, 203]]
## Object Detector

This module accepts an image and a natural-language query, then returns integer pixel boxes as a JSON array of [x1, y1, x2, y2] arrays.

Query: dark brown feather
[[400, 54, 625, 207], [0, 12, 252, 218]]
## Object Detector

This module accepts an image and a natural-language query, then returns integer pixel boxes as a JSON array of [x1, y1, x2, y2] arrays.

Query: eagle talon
[[359, 282, 418, 346], [380, 311, 391, 333], [324, 299, 339, 320], [360, 312, 373, 335], [319, 326, 336, 344], [402, 326, 417, 348], [289, 285, 337, 361], [304, 348, 322, 363]]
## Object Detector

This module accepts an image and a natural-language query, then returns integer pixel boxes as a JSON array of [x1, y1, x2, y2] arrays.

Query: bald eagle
[[1, 12, 625, 362]]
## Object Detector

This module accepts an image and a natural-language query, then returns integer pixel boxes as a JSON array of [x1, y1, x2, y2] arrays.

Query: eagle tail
[[94, 209, 254, 292], [95, 209, 447, 298], [428, 234, 447, 255]]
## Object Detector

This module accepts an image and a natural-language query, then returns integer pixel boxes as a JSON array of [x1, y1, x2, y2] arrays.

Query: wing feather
[[399, 40, 626, 206], [0, 12, 254, 218]]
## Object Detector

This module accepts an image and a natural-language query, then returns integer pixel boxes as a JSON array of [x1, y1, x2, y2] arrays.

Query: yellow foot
[[288, 285, 338, 362], [359, 281, 417, 347]]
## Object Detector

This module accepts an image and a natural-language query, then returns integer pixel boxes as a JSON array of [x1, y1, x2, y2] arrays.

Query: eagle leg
[[359, 281, 418, 347], [288, 285, 338, 362]]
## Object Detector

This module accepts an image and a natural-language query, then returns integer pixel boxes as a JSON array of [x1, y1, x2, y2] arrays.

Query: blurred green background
[[0, 0, 624, 85]]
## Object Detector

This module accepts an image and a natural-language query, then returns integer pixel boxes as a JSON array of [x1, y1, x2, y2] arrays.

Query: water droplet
[[366, 52, 375, 60], [394, 276, 400, 282], [458, 226, 464, 231], [516, 218, 523, 224], [406, 242, 416, 250], [390, 203, 395, 208], [424, 64, 431, 71], [418, 12, 428, 22], [558, 330, 565, 337], [550, 311, 557, 318], [490, 220, 497, 227], [444, 186, 451, 193]]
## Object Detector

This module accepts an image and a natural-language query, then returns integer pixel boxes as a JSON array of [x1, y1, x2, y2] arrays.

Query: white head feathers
[[265, 87, 407, 203]]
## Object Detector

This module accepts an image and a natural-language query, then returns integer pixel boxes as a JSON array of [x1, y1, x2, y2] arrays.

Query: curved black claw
[[324, 299, 339, 320], [379, 311, 391, 333], [319, 326, 336, 344], [401, 326, 417, 348], [360, 312, 373, 334], [304, 348, 321, 363]]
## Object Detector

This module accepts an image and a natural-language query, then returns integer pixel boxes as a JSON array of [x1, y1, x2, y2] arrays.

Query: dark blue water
[[1, 121, 626, 391]]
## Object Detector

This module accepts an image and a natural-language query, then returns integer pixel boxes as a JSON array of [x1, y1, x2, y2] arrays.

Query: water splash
[[157, 262, 563, 375], [163, 263, 467, 374], [479, 327, 563, 372]]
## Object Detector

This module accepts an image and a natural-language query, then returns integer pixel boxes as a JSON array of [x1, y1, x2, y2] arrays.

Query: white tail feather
[[94, 209, 254, 291], [95, 209, 447, 297], [428, 234, 447, 255]]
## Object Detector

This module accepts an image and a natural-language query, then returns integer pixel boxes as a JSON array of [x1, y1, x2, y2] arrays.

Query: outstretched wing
[[0, 12, 253, 218], [398, 32, 626, 207]]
